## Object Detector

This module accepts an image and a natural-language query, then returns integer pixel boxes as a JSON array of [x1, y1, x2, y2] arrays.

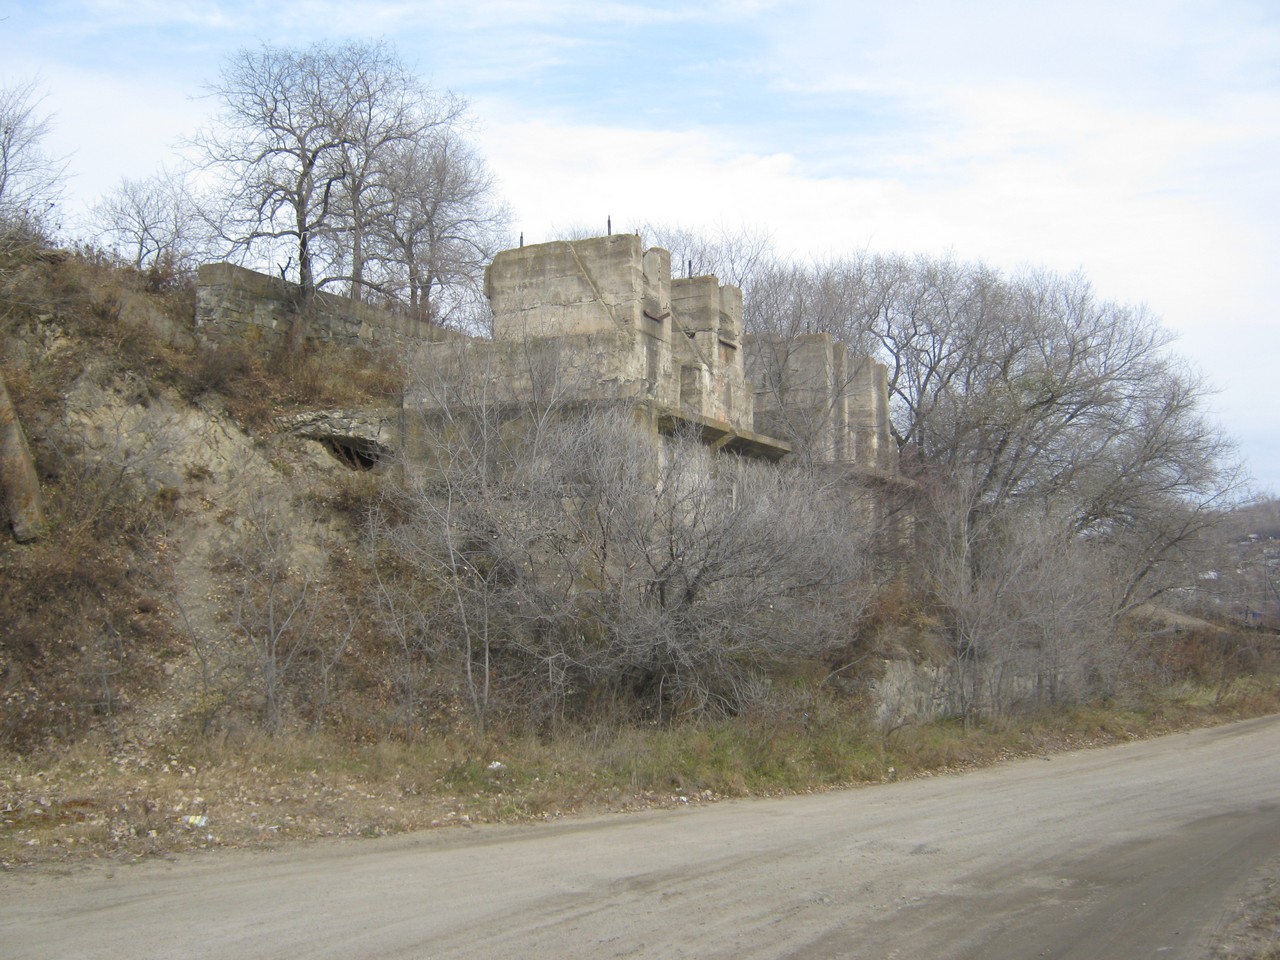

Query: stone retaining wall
[[195, 263, 464, 348]]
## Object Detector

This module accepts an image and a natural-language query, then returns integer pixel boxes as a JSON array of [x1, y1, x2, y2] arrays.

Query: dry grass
[[4, 677, 1278, 871]]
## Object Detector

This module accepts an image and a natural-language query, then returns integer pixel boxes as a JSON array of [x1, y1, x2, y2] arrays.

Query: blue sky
[[4, 0, 1279, 492]]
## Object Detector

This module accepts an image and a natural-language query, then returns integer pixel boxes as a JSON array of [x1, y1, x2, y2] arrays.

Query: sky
[[3, 0, 1278, 492]]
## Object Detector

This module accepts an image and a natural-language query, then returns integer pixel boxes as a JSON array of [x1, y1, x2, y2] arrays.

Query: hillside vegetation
[[1, 244, 1278, 868], [1, 37, 1278, 869]]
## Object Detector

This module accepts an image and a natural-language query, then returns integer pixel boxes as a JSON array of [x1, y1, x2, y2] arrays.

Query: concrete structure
[[194, 236, 900, 479], [195, 262, 462, 349], [455, 233, 784, 459], [468, 233, 896, 473], [746, 334, 898, 474]]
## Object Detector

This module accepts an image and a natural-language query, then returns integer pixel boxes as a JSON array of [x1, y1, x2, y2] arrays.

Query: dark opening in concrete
[[320, 437, 384, 471]]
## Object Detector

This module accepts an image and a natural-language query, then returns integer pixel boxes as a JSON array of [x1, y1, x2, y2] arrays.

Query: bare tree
[[558, 419, 872, 719], [369, 341, 580, 734], [370, 129, 510, 324], [685, 237, 1244, 718], [743, 250, 1240, 607], [638, 221, 776, 290], [194, 41, 423, 299], [219, 493, 321, 733], [372, 345, 872, 730], [0, 79, 66, 236], [324, 49, 466, 302], [89, 169, 207, 275], [920, 478, 1116, 721]]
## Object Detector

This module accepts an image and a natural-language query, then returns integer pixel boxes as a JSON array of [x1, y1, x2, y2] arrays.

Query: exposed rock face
[[0, 370, 44, 542], [278, 409, 398, 470]]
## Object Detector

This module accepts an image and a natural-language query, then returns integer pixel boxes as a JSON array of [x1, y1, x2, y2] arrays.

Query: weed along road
[[5, 716, 1280, 959]]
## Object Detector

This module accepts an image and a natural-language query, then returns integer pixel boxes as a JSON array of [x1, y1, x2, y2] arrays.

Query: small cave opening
[[320, 437, 385, 471]]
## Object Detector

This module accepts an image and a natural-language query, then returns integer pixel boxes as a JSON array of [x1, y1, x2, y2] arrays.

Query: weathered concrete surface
[[746, 333, 898, 473], [487, 233, 651, 339], [0, 370, 43, 542], [195, 263, 464, 349], [485, 235, 760, 440], [5, 716, 1279, 960]]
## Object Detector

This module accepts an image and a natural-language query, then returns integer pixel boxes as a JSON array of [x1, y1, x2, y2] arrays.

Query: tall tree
[[325, 47, 466, 302], [372, 129, 509, 323], [195, 41, 422, 299], [639, 221, 775, 289], [89, 169, 206, 274], [727, 241, 1241, 713], [0, 79, 66, 237]]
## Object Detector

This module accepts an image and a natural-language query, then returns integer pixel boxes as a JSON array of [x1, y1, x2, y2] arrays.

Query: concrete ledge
[[656, 409, 791, 462]]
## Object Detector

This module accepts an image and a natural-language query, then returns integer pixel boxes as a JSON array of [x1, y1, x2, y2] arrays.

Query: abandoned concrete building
[[195, 233, 899, 480]]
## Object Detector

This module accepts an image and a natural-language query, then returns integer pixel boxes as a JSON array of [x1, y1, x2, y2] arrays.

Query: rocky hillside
[[4, 246, 1277, 754], [0, 247, 404, 749]]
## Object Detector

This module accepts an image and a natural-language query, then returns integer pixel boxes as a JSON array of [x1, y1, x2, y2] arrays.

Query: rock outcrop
[[0, 370, 44, 542]]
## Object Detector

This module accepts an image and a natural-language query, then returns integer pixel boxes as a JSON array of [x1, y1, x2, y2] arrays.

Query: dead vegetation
[[2, 248, 1279, 873], [3, 677, 1277, 870]]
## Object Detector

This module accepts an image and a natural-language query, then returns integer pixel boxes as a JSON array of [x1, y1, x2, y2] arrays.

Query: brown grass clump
[[0, 441, 181, 747], [4, 678, 1278, 870]]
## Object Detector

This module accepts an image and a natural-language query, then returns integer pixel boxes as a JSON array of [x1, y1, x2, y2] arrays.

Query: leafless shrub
[[210, 494, 334, 733], [0, 79, 67, 239], [370, 350, 875, 733]]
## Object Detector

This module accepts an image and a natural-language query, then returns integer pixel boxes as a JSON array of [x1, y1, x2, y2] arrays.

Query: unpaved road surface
[[5, 717, 1280, 960]]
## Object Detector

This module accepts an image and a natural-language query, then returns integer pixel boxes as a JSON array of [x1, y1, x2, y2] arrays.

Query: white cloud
[[475, 91, 1280, 483], [4, 0, 1277, 487]]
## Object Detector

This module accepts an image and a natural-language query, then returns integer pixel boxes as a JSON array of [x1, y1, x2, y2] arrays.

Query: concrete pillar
[[848, 358, 895, 471], [487, 234, 646, 339]]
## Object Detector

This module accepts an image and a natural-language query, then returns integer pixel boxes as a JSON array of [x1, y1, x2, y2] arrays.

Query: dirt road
[[5, 716, 1280, 959]]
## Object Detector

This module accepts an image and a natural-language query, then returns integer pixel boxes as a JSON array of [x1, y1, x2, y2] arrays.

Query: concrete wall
[[195, 263, 462, 348], [484, 235, 760, 442], [488, 234, 650, 339], [195, 241, 901, 479], [744, 333, 898, 473]]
